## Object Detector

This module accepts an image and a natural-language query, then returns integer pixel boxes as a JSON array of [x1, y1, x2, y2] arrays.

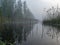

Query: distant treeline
[[43, 6, 60, 26]]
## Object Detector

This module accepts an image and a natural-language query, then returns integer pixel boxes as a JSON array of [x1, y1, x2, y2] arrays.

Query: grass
[[0, 40, 14, 45], [0, 41, 6, 45]]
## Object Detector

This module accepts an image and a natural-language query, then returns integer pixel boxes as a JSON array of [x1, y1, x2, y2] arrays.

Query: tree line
[[0, 0, 35, 45], [0, 0, 35, 23], [43, 6, 60, 26]]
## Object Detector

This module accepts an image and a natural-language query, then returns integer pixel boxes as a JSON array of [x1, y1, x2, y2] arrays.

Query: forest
[[0, 0, 35, 45]]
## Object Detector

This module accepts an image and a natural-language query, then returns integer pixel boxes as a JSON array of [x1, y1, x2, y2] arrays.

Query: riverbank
[[43, 17, 60, 27], [0, 40, 13, 45]]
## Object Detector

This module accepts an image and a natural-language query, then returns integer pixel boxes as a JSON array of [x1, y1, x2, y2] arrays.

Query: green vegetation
[[0, 41, 13, 45], [0, 0, 35, 45], [0, 41, 5, 45]]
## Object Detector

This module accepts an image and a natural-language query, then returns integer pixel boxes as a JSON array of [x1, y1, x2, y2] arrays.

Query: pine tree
[[23, 1, 27, 18], [14, 0, 23, 19], [23, 1, 35, 19], [2, 0, 15, 18]]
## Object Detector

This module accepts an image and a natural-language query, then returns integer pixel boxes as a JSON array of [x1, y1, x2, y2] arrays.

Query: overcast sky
[[0, 0, 60, 20], [22, 0, 60, 21], [15, 0, 60, 20]]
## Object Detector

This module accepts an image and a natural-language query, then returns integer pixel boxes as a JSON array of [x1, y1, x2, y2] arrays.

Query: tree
[[0, 0, 16, 44], [14, 0, 23, 20], [0, 7, 2, 16], [23, 1, 35, 19], [2, 0, 15, 18]]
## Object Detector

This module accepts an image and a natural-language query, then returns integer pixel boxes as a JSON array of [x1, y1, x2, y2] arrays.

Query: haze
[[22, 0, 60, 21]]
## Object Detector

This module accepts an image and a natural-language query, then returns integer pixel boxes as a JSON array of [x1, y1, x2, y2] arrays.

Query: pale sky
[[24, 0, 60, 21], [17, 0, 60, 20]]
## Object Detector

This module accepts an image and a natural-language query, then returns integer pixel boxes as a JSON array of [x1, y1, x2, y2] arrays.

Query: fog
[[0, 0, 60, 45], [21, 0, 60, 21]]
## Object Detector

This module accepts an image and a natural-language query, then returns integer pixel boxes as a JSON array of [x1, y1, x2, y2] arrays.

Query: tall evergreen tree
[[23, 1, 27, 18], [0, 7, 2, 16], [23, 1, 35, 19], [26, 8, 35, 19], [2, 0, 16, 18], [14, 0, 23, 20]]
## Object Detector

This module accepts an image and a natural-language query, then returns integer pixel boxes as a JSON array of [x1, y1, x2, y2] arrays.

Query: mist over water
[[18, 22, 60, 45], [0, 0, 60, 45]]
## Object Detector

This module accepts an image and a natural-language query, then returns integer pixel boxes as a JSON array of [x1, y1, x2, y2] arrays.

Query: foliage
[[0, 41, 5, 45], [43, 6, 60, 25], [0, 0, 35, 44]]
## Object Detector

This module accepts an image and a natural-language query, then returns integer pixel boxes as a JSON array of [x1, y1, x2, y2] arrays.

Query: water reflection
[[44, 25, 60, 44], [13, 23, 36, 45], [23, 23, 60, 45], [0, 23, 36, 45], [1, 23, 60, 45]]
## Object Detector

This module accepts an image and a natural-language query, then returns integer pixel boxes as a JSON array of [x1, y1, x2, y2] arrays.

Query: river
[[18, 22, 60, 45], [2, 22, 60, 45]]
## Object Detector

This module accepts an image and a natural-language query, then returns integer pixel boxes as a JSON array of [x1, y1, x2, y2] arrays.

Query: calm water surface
[[20, 22, 60, 45]]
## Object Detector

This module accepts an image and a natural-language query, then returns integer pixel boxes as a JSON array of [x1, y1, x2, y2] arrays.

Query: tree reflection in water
[[45, 25, 60, 44], [0, 23, 35, 45]]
